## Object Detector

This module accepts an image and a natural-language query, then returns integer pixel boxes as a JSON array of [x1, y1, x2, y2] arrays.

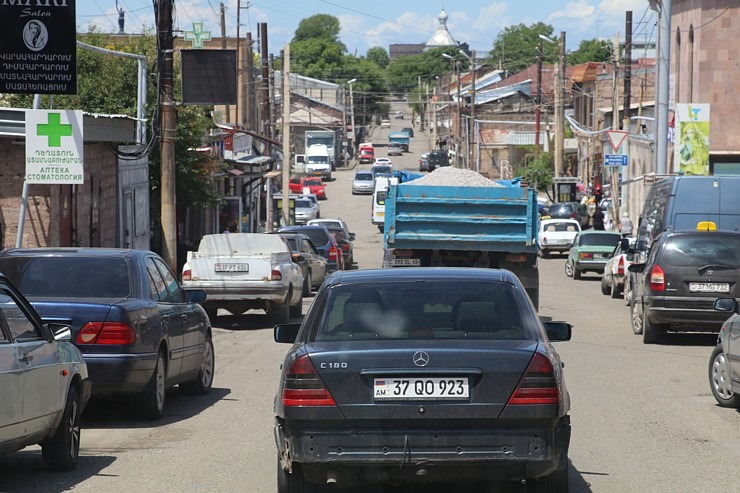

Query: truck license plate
[[215, 263, 249, 272], [374, 377, 469, 400]]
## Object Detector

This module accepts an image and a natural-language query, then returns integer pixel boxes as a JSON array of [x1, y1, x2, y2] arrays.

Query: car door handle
[[19, 355, 33, 364]]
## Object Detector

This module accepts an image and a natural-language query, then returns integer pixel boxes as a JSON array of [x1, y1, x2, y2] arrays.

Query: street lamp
[[347, 78, 357, 156]]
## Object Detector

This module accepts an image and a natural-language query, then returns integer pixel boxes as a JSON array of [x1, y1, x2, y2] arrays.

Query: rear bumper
[[84, 352, 158, 395], [647, 298, 735, 331], [183, 283, 288, 303], [574, 259, 608, 273], [276, 419, 569, 484]]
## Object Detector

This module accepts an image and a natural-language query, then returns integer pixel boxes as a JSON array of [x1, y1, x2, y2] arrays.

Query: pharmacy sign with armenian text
[[0, 0, 77, 95], [25, 109, 84, 184]]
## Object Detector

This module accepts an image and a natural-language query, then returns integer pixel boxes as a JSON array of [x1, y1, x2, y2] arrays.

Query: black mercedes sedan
[[274, 267, 572, 492]]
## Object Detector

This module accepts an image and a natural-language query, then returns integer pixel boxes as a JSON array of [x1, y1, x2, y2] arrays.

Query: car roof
[[540, 218, 579, 225], [323, 267, 518, 289], [0, 247, 144, 259], [355, 169, 373, 176]]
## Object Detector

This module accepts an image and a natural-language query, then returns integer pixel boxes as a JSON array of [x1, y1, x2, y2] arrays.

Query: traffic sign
[[604, 154, 628, 167], [606, 130, 628, 151]]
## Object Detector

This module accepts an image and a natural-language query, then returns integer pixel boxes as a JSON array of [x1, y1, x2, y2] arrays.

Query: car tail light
[[542, 236, 548, 245], [76, 322, 136, 345], [328, 245, 338, 261], [649, 264, 665, 292], [182, 269, 191, 281], [282, 354, 336, 406], [617, 256, 624, 276], [569, 212, 577, 220], [579, 252, 593, 260], [508, 352, 560, 405], [271, 268, 283, 281]]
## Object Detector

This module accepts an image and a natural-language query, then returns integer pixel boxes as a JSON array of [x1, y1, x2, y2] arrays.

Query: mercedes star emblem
[[412, 351, 430, 367]]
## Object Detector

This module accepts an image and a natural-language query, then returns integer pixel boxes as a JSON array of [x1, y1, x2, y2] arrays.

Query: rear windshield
[[297, 229, 329, 246], [295, 199, 312, 208], [355, 173, 373, 181], [578, 233, 621, 247], [304, 179, 322, 186], [542, 222, 579, 232], [662, 235, 740, 268], [0, 256, 130, 298], [311, 281, 535, 342]]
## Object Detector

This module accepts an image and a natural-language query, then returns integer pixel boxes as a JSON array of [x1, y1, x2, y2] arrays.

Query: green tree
[[386, 47, 465, 94], [568, 38, 612, 64], [290, 37, 346, 80], [489, 22, 559, 74], [514, 152, 555, 200], [293, 14, 344, 47], [366, 46, 390, 69]]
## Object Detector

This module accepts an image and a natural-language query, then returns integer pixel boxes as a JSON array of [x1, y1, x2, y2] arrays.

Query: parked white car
[[601, 237, 634, 300], [181, 233, 304, 322], [0, 274, 92, 471], [537, 218, 581, 257]]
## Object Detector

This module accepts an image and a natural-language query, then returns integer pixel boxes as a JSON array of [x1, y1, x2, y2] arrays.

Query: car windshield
[[551, 204, 575, 214], [373, 166, 392, 175], [311, 281, 535, 342], [2, 256, 131, 298], [355, 173, 373, 181], [578, 233, 621, 247], [662, 235, 740, 268], [295, 199, 312, 208]]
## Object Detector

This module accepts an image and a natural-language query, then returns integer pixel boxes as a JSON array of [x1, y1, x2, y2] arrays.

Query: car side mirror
[[713, 298, 739, 313], [349, 233, 356, 241], [48, 323, 72, 342], [543, 321, 572, 342], [291, 253, 305, 263], [275, 323, 301, 343], [628, 263, 645, 273], [186, 289, 207, 304], [620, 238, 630, 250]]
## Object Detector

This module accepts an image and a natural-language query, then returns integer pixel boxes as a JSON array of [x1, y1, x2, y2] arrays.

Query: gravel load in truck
[[406, 166, 504, 187]]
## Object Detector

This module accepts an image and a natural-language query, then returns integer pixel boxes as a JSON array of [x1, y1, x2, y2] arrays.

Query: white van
[[372, 177, 397, 232], [305, 144, 332, 181]]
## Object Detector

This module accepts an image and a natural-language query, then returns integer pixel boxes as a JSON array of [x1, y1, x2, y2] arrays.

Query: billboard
[[675, 104, 710, 176], [0, 0, 77, 94], [181, 50, 237, 105]]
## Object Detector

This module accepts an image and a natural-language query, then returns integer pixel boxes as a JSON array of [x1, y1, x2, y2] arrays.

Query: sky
[[78, 0, 656, 55]]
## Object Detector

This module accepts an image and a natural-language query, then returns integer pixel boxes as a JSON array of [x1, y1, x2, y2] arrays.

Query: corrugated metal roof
[[502, 131, 549, 149]]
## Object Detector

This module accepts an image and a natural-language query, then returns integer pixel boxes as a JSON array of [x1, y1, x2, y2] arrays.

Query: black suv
[[426, 150, 449, 171], [628, 230, 740, 344]]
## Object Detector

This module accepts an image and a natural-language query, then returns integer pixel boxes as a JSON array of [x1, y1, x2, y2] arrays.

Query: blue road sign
[[604, 154, 628, 167]]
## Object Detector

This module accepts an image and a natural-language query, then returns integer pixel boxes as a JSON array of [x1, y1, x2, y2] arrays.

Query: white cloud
[[365, 12, 436, 49], [473, 3, 509, 32], [549, 1, 597, 21], [597, 0, 648, 17]]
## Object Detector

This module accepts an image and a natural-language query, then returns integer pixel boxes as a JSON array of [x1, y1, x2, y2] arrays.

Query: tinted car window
[[0, 289, 41, 341], [578, 233, 621, 247], [312, 281, 534, 342], [4, 257, 130, 298], [372, 166, 392, 175], [355, 172, 373, 181], [153, 257, 186, 303], [304, 179, 322, 187], [661, 235, 740, 268], [295, 199, 312, 208], [297, 228, 330, 246]]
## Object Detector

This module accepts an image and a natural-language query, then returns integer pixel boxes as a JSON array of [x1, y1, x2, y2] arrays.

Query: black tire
[[277, 461, 318, 493], [528, 454, 569, 493], [642, 309, 661, 344], [573, 266, 581, 280], [180, 335, 215, 395], [205, 307, 218, 322], [610, 279, 622, 299], [290, 296, 303, 318], [42, 386, 81, 471], [302, 272, 311, 297], [137, 351, 167, 420], [630, 299, 643, 335], [564, 260, 574, 278], [709, 344, 740, 408], [274, 292, 292, 324], [541, 249, 550, 259], [600, 274, 610, 295]]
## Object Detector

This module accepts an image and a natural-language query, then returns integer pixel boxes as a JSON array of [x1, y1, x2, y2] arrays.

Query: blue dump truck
[[388, 132, 411, 151], [382, 174, 541, 308]]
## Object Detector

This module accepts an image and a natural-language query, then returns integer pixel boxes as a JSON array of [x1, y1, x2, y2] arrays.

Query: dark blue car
[[277, 225, 344, 272], [0, 248, 215, 420]]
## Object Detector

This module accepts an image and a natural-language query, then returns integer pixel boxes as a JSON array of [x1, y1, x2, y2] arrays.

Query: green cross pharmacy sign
[[25, 109, 84, 184]]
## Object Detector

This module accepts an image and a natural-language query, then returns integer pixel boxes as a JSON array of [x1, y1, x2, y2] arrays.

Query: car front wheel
[[630, 299, 643, 335], [42, 386, 81, 471], [709, 344, 740, 408]]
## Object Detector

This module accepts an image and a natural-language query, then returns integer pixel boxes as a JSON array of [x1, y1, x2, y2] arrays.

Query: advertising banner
[[675, 104, 710, 176], [0, 0, 77, 94]]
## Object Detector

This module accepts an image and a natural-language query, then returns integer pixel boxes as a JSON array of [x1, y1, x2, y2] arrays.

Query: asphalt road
[[2, 104, 739, 493]]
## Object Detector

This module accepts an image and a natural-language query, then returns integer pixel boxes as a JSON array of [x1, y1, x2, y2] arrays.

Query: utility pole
[[348, 79, 356, 153], [281, 43, 291, 226], [260, 23, 270, 139], [652, 0, 671, 175], [611, 32, 621, 224], [469, 50, 476, 171], [245, 32, 255, 130], [534, 40, 543, 156], [235, 0, 241, 127], [220, 3, 230, 122], [554, 32, 566, 178], [622, 11, 633, 219], [157, 0, 177, 272]]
